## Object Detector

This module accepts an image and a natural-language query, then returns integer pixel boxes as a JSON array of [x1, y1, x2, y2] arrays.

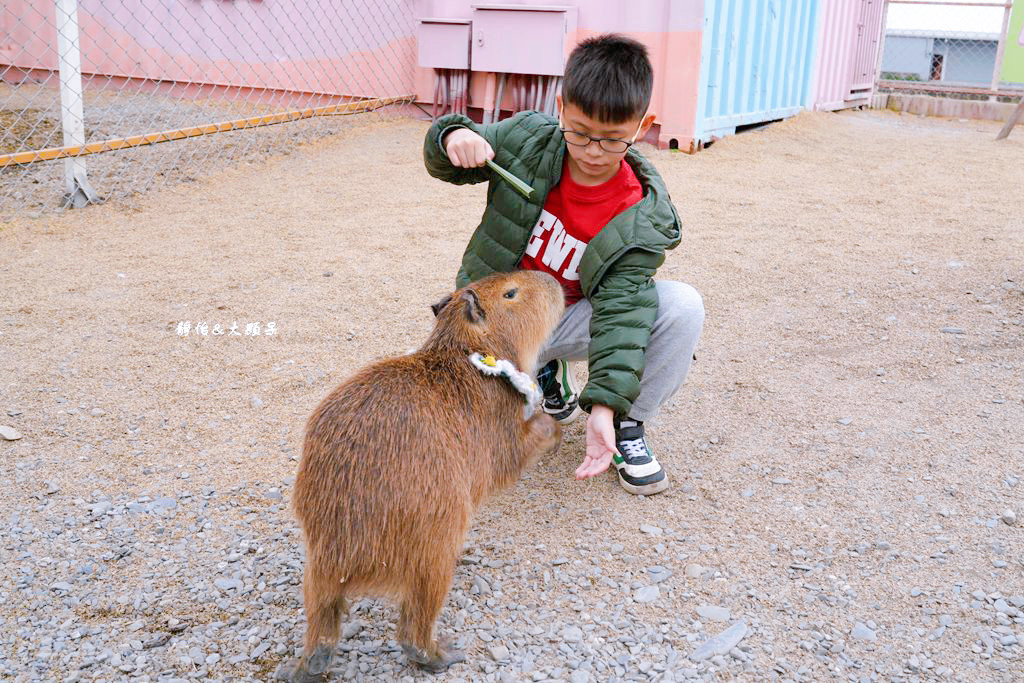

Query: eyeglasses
[[558, 115, 645, 154], [559, 128, 635, 153]]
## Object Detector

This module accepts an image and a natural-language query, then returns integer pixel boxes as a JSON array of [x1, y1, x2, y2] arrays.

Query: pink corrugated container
[[0, 0, 416, 101], [812, 0, 886, 111]]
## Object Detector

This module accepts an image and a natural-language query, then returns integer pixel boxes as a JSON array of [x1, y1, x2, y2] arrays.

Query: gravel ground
[[1, 83, 403, 214], [1, 109, 1023, 683]]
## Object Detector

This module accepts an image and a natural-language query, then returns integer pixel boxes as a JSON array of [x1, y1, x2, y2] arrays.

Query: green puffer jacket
[[423, 111, 682, 417]]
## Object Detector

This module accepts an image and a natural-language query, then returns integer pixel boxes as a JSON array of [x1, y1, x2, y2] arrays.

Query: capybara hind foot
[[273, 644, 334, 682], [402, 639, 465, 673]]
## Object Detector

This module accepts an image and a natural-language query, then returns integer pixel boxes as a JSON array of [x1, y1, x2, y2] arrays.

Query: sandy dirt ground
[[1, 109, 1023, 681]]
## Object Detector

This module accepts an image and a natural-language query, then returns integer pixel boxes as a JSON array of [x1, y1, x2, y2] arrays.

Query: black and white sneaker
[[613, 419, 669, 496], [536, 359, 583, 424]]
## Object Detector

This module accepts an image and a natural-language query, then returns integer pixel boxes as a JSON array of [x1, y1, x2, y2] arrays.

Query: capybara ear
[[431, 294, 453, 317], [461, 289, 486, 323]]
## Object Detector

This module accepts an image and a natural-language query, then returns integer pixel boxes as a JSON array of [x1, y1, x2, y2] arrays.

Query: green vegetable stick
[[486, 159, 533, 198]]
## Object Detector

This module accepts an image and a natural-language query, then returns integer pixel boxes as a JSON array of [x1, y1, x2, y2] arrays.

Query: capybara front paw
[[529, 413, 561, 453], [402, 641, 466, 673]]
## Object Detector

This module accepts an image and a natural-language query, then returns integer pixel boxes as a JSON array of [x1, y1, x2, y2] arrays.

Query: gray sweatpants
[[537, 281, 705, 423]]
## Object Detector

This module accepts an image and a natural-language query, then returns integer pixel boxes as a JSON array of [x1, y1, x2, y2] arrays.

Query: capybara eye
[[503, 288, 518, 299]]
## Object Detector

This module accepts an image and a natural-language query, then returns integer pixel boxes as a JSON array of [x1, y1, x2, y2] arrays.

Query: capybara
[[275, 270, 565, 681]]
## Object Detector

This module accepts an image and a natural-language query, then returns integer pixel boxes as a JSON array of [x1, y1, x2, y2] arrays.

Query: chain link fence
[[1, 0, 416, 215], [877, 0, 1024, 101]]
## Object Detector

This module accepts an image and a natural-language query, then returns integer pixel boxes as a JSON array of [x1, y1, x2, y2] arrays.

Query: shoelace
[[619, 437, 648, 461]]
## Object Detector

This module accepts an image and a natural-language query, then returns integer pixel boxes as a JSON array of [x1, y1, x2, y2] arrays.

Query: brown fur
[[279, 270, 565, 679]]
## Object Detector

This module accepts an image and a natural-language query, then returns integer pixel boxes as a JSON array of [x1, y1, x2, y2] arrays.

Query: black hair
[[562, 34, 653, 124]]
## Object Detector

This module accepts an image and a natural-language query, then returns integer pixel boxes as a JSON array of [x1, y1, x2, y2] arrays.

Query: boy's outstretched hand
[[576, 405, 616, 479], [444, 128, 494, 168]]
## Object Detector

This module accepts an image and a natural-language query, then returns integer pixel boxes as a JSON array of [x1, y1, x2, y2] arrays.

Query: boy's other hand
[[444, 128, 494, 168], [576, 405, 616, 479]]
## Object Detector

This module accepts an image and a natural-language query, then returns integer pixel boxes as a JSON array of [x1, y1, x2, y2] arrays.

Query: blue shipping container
[[695, 0, 822, 145]]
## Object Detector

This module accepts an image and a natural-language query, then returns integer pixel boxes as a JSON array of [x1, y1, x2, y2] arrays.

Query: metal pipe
[[461, 70, 468, 117], [462, 70, 467, 117], [544, 75, 556, 116], [55, 0, 98, 207], [441, 69, 449, 117], [431, 69, 439, 120], [452, 70, 458, 117], [494, 72, 506, 122]]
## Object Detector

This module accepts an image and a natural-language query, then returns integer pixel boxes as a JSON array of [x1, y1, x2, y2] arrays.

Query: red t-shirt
[[518, 158, 643, 305]]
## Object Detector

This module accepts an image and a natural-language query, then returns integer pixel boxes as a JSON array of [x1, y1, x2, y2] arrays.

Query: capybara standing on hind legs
[[275, 271, 565, 681]]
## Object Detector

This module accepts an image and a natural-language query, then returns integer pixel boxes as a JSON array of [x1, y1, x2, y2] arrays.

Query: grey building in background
[[881, 31, 999, 84]]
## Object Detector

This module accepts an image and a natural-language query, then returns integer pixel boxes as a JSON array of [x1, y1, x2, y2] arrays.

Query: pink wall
[[811, 0, 885, 111], [2, 0, 705, 145], [413, 1, 705, 149], [0, 0, 416, 100]]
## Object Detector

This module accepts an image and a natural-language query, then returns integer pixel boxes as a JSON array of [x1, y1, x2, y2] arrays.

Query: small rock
[[342, 622, 363, 640], [551, 557, 569, 566], [647, 566, 673, 583], [1001, 509, 1016, 526], [691, 621, 748, 661], [569, 671, 591, 683], [771, 477, 792, 485], [88, 501, 112, 516], [251, 641, 271, 659], [696, 605, 731, 622], [0, 425, 23, 440], [251, 396, 264, 409], [562, 625, 583, 643], [639, 524, 663, 536], [51, 581, 74, 592], [205, 653, 221, 665], [214, 578, 243, 592], [89, 408, 105, 417], [634, 585, 660, 603], [143, 633, 171, 649], [837, 417, 853, 426], [684, 563, 704, 579], [488, 644, 510, 661], [851, 622, 876, 641], [940, 327, 965, 335], [266, 488, 283, 501]]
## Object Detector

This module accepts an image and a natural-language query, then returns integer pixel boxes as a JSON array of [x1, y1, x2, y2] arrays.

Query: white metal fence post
[[55, 0, 99, 207], [2, 1, 415, 212], [991, 1, 1014, 100]]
